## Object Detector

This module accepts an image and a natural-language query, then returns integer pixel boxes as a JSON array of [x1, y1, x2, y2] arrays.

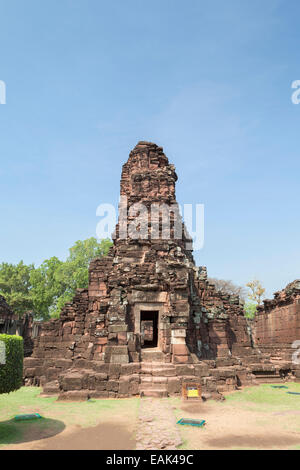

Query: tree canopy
[[0, 238, 112, 320], [243, 279, 266, 319], [208, 278, 247, 301], [208, 276, 266, 319], [0, 261, 34, 316]]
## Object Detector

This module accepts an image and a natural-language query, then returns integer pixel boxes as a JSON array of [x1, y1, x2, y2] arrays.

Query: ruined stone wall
[[194, 267, 254, 362], [253, 281, 300, 365]]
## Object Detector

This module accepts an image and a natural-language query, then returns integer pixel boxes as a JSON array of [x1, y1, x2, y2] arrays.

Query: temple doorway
[[140, 311, 158, 348]]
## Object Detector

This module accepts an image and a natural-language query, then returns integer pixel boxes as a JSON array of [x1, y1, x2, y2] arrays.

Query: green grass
[[0, 387, 140, 447], [224, 383, 300, 411]]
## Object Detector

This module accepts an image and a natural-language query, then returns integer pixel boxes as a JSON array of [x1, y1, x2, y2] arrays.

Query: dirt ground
[[176, 401, 300, 450], [0, 388, 138, 450], [1, 384, 300, 450], [6, 422, 135, 450]]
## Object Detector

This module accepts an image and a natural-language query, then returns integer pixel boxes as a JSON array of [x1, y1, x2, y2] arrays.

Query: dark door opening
[[140, 311, 158, 348]]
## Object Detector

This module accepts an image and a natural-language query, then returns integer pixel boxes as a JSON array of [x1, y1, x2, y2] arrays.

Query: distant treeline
[[0, 238, 112, 320]]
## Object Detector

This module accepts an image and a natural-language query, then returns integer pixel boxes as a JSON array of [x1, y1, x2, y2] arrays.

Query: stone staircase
[[250, 363, 285, 383], [139, 360, 177, 398], [141, 349, 165, 363]]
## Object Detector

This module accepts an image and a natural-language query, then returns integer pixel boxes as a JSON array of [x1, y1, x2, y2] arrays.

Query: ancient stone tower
[[24, 141, 291, 400], [90, 141, 199, 365]]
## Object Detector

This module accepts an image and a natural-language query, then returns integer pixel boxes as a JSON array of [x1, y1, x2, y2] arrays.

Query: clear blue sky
[[0, 0, 299, 298]]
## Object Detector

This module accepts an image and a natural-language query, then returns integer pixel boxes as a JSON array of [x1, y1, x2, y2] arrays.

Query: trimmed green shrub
[[0, 334, 23, 394]]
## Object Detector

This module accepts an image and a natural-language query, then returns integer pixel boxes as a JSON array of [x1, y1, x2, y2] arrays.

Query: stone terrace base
[[25, 352, 296, 401]]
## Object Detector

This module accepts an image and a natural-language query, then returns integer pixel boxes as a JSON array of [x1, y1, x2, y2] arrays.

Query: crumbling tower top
[[120, 141, 178, 204]]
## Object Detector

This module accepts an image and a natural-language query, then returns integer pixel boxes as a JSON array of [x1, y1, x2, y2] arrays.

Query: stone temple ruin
[[22, 142, 300, 399]]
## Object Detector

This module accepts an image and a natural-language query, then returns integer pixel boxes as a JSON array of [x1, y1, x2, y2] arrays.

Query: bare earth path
[[136, 397, 182, 450]]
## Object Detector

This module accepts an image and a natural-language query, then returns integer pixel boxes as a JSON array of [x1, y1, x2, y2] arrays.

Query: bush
[[244, 302, 257, 319], [0, 334, 24, 394]]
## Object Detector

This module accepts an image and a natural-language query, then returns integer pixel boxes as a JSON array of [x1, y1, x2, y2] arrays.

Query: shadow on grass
[[0, 418, 66, 446]]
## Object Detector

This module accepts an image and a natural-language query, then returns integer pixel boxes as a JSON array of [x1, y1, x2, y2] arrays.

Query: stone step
[[140, 363, 176, 376], [151, 367, 176, 377], [140, 375, 153, 383], [141, 375, 168, 383], [42, 381, 60, 395], [139, 382, 167, 390], [141, 351, 165, 362], [140, 361, 175, 368], [140, 365, 153, 373], [140, 389, 168, 398], [253, 374, 283, 383]]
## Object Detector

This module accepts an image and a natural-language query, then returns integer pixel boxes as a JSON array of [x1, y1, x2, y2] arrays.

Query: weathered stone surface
[[253, 281, 300, 367], [23, 141, 292, 399]]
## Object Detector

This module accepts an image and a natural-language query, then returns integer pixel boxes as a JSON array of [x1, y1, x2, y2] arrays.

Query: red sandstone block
[[172, 344, 189, 356], [119, 381, 129, 394], [99, 282, 107, 294], [61, 373, 83, 391], [58, 391, 89, 401], [173, 355, 190, 364], [194, 364, 209, 377], [88, 391, 109, 399], [120, 363, 140, 375], [107, 380, 119, 392], [95, 337, 107, 345], [56, 359, 73, 369], [117, 332, 127, 344], [167, 377, 181, 394], [95, 382, 107, 392], [45, 368, 60, 381], [92, 363, 109, 373], [24, 368, 36, 377], [128, 382, 139, 395], [175, 365, 195, 376], [23, 358, 43, 367], [129, 352, 140, 362], [109, 364, 121, 378]]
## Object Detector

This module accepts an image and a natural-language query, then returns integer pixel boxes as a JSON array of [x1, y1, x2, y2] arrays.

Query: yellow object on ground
[[187, 389, 199, 398]]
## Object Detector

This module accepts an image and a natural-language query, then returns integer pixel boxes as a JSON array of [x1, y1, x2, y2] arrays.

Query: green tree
[[0, 238, 112, 320], [244, 302, 257, 319], [0, 262, 34, 317], [50, 238, 112, 317], [29, 257, 65, 320]]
